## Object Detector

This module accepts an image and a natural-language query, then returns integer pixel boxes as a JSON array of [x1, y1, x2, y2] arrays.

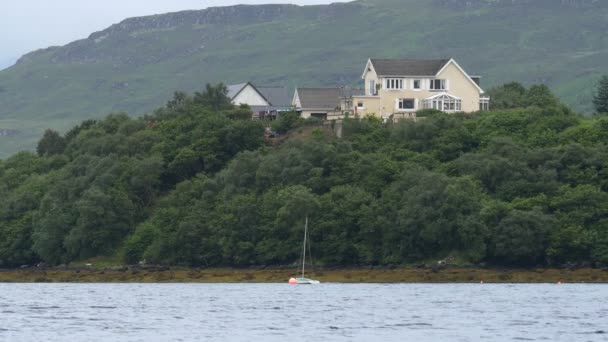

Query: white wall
[[232, 85, 269, 106]]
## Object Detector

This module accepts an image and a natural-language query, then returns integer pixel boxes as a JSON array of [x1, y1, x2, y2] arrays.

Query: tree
[[194, 83, 232, 111], [593, 76, 608, 114], [36, 129, 66, 156], [524, 84, 559, 108], [487, 82, 527, 109], [489, 208, 554, 266], [271, 111, 302, 133]]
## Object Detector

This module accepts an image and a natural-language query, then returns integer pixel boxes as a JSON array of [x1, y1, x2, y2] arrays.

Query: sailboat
[[289, 216, 320, 285]]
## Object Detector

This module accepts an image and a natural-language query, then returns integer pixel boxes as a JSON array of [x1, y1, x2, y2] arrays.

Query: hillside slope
[[0, 0, 607, 158], [1, 84, 608, 269]]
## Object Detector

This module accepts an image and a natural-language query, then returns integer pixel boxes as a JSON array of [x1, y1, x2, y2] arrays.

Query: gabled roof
[[364, 58, 485, 94], [295, 88, 342, 109], [226, 82, 250, 99], [426, 92, 461, 100], [227, 82, 291, 107], [257, 86, 290, 107], [369, 58, 451, 77]]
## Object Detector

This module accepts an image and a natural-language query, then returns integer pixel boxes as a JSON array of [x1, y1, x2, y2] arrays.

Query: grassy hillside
[[0, 0, 607, 158]]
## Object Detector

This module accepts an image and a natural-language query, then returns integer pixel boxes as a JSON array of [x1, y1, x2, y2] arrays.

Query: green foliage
[[1, 84, 608, 269], [36, 129, 66, 156], [271, 111, 303, 134], [524, 84, 559, 108], [3, 0, 608, 158], [0, 85, 265, 266], [593, 76, 608, 114], [487, 82, 527, 110], [488, 208, 553, 266], [488, 82, 561, 110], [194, 83, 232, 111]]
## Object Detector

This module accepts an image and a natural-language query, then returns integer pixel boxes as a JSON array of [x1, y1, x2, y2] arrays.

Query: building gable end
[[361, 59, 376, 79], [232, 82, 270, 106], [435, 59, 485, 94]]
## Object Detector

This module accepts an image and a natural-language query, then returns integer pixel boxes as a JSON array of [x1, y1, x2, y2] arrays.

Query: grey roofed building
[[369, 58, 451, 77], [226, 82, 254, 100], [256, 86, 291, 108], [226, 82, 290, 109], [294, 87, 342, 110], [340, 87, 366, 98], [227, 82, 291, 120]]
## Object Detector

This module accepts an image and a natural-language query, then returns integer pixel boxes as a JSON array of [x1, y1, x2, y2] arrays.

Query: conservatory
[[422, 93, 462, 113]]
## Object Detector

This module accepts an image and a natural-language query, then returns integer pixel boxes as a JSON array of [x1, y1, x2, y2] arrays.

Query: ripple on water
[[28, 306, 60, 310], [509, 320, 539, 326], [0, 284, 606, 341]]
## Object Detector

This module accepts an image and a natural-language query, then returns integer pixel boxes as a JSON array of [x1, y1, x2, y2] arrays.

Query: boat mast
[[301, 216, 308, 278]]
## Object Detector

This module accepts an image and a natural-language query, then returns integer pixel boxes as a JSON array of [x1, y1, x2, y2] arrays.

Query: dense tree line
[[1, 83, 607, 268]]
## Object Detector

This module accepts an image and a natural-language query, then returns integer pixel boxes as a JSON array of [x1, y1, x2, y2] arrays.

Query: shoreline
[[1, 267, 608, 283]]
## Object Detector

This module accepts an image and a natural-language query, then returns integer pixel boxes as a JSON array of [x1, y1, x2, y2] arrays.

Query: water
[[0, 283, 606, 341]]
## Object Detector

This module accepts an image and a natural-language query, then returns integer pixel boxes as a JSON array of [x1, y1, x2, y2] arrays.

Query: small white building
[[227, 82, 291, 119]]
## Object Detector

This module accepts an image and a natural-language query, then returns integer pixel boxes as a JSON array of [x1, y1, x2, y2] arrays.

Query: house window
[[480, 97, 490, 111], [413, 79, 421, 90], [385, 78, 404, 90], [311, 113, 328, 120], [430, 79, 446, 91], [423, 95, 461, 112], [424, 96, 462, 113], [357, 102, 364, 109], [369, 80, 376, 95], [398, 99, 416, 110]]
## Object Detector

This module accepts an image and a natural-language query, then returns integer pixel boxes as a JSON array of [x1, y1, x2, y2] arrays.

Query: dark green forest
[[1, 83, 608, 269]]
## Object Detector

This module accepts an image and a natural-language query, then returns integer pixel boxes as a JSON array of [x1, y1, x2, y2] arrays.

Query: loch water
[[0, 283, 606, 341]]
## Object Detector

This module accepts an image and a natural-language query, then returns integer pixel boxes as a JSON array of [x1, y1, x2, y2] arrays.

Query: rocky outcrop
[[432, 0, 607, 8], [23, 3, 363, 67], [0, 129, 19, 137]]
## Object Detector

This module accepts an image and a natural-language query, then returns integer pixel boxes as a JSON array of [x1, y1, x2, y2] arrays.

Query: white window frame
[[397, 98, 416, 111], [423, 94, 461, 113], [368, 80, 376, 96], [385, 78, 404, 90], [429, 79, 447, 91], [412, 79, 422, 91], [480, 97, 490, 111], [357, 101, 365, 109]]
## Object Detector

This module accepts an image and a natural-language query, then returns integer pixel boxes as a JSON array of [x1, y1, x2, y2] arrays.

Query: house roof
[[257, 86, 291, 107], [296, 88, 342, 109], [226, 82, 250, 99], [227, 82, 291, 107], [369, 58, 451, 76], [340, 87, 365, 98]]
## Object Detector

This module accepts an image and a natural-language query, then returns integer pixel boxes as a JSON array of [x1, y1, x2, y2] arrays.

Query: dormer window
[[413, 79, 421, 90], [430, 79, 447, 91], [385, 78, 404, 90]]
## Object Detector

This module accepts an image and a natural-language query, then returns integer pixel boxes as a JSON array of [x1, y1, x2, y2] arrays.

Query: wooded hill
[[1, 84, 607, 269], [1, 0, 608, 157]]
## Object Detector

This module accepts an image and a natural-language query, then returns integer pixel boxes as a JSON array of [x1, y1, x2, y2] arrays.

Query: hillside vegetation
[[1, 84, 607, 269], [1, 0, 608, 157]]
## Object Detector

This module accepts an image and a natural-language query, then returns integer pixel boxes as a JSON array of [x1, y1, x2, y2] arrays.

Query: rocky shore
[[1, 266, 608, 283]]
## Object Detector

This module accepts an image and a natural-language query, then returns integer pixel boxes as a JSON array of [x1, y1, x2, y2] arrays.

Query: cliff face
[[18, 3, 364, 66], [432, 0, 608, 8]]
